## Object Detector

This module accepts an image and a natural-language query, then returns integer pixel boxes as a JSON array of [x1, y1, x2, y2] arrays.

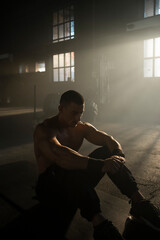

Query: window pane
[[59, 10, 63, 24], [53, 26, 58, 41], [155, 0, 160, 15], [35, 62, 45, 72], [25, 65, 29, 73], [71, 67, 75, 81], [71, 21, 74, 36], [65, 67, 71, 81], [144, 0, 154, 18], [53, 55, 58, 68], [65, 53, 70, 66], [53, 52, 75, 82], [53, 6, 74, 44], [53, 69, 58, 82], [53, 12, 58, 25], [59, 54, 64, 67], [71, 52, 74, 66], [19, 65, 23, 74], [65, 22, 70, 37], [155, 37, 160, 57], [59, 68, 64, 81], [59, 24, 64, 39], [154, 58, 160, 77], [144, 39, 153, 58], [144, 59, 153, 77], [64, 7, 70, 22], [39, 63, 45, 72]]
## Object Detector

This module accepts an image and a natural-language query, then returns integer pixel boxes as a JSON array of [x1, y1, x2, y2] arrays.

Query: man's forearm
[[52, 144, 104, 170]]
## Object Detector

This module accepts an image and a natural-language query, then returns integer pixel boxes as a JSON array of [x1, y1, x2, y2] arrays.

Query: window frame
[[53, 5, 75, 43], [35, 62, 46, 72], [144, 37, 160, 78], [53, 52, 75, 82], [144, 0, 160, 18]]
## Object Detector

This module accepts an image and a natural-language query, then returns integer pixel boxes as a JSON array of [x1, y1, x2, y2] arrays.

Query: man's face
[[59, 102, 84, 127]]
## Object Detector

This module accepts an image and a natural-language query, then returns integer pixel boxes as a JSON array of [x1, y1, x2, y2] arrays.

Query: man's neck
[[57, 114, 69, 130]]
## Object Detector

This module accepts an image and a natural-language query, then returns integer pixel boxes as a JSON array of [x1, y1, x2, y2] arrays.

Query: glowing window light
[[35, 62, 46, 72], [154, 58, 160, 77], [144, 37, 160, 77], [155, 37, 160, 57], [53, 52, 75, 82], [144, 39, 153, 58], [19, 64, 29, 73]]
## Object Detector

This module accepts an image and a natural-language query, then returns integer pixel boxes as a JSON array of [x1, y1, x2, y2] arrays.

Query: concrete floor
[[0, 108, 160, 239]]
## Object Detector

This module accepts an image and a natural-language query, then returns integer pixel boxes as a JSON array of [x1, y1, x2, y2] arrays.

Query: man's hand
[[102, 155, 126, 174]]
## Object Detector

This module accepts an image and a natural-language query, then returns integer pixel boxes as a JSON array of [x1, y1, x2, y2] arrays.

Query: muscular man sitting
[[34, 90, 160, 240]]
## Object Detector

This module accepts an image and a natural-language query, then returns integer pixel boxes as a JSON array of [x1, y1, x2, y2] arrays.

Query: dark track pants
[[35, 146, 138, 236]]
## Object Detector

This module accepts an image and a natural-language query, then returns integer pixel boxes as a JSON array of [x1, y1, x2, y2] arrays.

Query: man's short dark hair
[[60, 90, 84, 105]]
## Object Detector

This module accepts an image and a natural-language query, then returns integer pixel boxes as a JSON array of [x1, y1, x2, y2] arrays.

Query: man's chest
[[56, 128, 84, 151]]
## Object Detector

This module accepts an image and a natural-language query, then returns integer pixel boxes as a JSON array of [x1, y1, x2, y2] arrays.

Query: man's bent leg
[[89, 146, 160, 231], [88, 146, 139, 198]]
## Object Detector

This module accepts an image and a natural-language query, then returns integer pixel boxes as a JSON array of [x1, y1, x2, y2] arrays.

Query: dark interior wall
[[122, 0, 144, 22]]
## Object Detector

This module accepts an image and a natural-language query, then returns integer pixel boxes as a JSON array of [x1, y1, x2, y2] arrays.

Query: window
[[53, 5, 74, 43], [144, 37, 160, 77], [19, 62, 46, 74], [35, 62, 46, 72], [144, 0, 160, 18], [53, 52, 75, 82], [19, 64, 29, 74]]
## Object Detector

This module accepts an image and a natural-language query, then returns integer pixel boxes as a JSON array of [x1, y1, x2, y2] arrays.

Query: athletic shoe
[[130, 200, 160, 231], [93, 219, 124, 240]]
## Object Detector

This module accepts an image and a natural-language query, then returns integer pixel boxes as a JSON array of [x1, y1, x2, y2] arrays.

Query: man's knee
[[88, 146, 111, 159]]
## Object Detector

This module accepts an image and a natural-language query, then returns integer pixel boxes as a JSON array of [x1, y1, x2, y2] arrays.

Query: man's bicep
[[35, 124, 58, 145], [34, 124, 59, 162], [84, 123, 110, 146]]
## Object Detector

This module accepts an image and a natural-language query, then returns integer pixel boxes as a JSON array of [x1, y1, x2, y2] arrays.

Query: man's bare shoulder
[[80, 121, 96, 129], [34, 116, 58, 138], [77, 121, 96, 134]]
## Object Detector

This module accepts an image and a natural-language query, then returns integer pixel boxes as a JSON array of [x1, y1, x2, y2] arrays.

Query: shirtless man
[[34, 90, 160, 240]]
